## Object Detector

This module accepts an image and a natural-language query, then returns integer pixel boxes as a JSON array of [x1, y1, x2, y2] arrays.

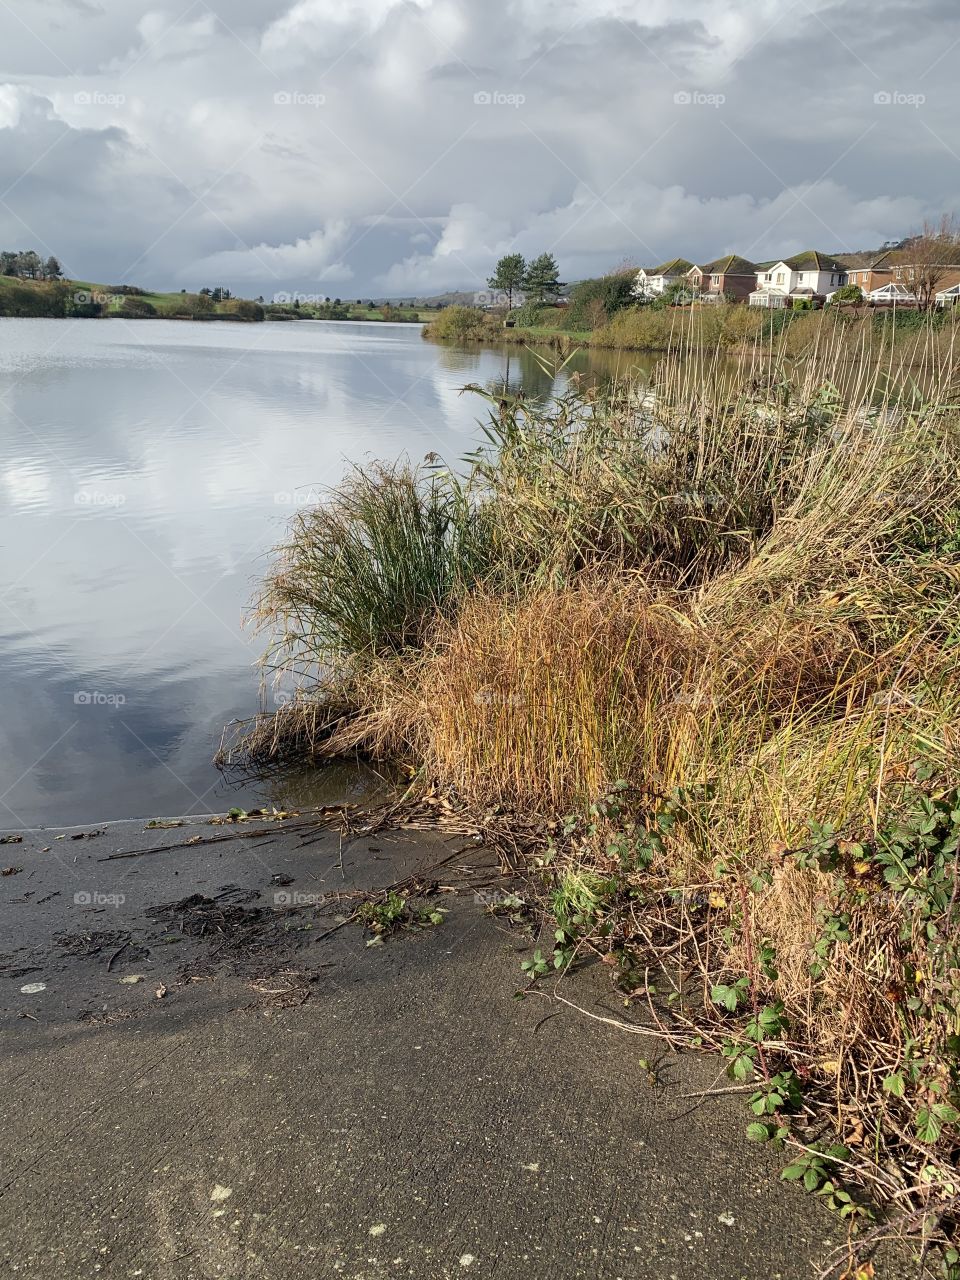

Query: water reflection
[[0, 318, 606, 827]]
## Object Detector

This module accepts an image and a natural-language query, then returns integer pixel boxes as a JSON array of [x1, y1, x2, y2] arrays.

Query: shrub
[[422, 305, 494, 343], [224, 298, 265, 322], [829, 283, 864, 305], [119, 296, 157, 317], [511, 300, 544, 328], [564, 272, 636, 331]]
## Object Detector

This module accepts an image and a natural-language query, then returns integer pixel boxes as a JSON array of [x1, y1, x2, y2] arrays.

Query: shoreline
[[0, 805, 865, 1279]]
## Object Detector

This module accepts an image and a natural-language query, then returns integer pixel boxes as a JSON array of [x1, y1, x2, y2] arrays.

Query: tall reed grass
[[242, 328, 960, 1260]]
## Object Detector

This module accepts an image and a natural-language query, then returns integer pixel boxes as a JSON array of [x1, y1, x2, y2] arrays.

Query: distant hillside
[[0, 274, 265, 321]]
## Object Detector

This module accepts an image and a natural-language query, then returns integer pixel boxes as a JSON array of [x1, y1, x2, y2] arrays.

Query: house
[[748, 251, 848, 308], [839, 251, 895, 295], [936, 281, 960, 307], [633, 258, 695, 300], [686, 254, 758, 304], [835, 252, 960, 306]]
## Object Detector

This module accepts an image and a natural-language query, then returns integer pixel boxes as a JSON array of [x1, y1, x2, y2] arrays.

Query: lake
[[0, 318, 629, 828]]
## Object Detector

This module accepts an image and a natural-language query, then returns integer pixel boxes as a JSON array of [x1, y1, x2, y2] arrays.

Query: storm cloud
[[0, 0, 957, 296]]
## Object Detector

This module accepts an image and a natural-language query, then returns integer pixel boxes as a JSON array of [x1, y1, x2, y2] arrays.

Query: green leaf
[[882, 1072, 906, 1098]]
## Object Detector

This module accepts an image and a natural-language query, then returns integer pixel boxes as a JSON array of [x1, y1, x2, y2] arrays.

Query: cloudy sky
[[0, 0, 957, 298]]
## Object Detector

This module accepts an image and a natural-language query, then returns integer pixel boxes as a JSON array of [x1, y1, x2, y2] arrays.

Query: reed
[[243, 337, 960, 1254]]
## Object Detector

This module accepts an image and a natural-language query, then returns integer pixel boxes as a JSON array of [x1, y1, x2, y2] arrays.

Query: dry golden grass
[[234, 337, 960, 1260]]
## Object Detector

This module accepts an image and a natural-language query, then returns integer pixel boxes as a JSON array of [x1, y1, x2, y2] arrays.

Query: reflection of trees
[[483, 345, 568, 402], [482, 343, 662, 403], [434, 345, 486, 376]]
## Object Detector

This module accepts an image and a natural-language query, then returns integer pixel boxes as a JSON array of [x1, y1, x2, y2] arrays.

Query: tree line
[[487, 252, 565, 306], [1, 249, 64, 280]]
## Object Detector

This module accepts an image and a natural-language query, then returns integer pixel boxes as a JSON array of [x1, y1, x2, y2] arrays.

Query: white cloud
[[0, 84, 24, 130], [187, 222, 354, 285]]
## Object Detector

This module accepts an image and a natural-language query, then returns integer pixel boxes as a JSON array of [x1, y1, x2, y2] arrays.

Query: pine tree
[[522, 252, 564, 303], [487, 253, 526, 307]]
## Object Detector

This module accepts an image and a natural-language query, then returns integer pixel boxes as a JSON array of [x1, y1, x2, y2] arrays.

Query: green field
[[0, 274, 267, 320]]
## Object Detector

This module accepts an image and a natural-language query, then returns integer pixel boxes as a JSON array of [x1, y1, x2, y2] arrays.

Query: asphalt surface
[[0, 811, 871, 1279]]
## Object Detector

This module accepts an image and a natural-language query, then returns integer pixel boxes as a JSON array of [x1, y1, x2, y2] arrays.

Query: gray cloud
[[1, 0, 957, 296]]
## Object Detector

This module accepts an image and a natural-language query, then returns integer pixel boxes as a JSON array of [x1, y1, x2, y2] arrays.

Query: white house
[[936, 282, 960, 307], [633, 258, 695, 300], [748, 251, 848, 308]]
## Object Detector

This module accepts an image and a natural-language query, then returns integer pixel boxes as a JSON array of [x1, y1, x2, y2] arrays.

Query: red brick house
[[687, 254, 758, 303]]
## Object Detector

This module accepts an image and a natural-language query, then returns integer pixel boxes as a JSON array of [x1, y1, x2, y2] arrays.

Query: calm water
[[0, 318, 624, 828]]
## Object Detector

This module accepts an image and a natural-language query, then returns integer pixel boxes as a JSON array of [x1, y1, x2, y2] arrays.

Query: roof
[[652, 258, 695, 275], [835, 250, 894, 270], [784, 250, 849, 273], [698, 253, 758, 276], [868, 282, 917, 300]]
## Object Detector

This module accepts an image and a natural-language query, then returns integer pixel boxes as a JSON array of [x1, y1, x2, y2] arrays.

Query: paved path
[[0, 813, 859, 1278]]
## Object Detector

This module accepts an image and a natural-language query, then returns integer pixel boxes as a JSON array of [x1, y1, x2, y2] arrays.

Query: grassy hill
[[0, 275, 265, 321]]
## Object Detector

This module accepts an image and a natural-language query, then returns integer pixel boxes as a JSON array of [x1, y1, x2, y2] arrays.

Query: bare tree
[[896, 214, 960, 311]]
